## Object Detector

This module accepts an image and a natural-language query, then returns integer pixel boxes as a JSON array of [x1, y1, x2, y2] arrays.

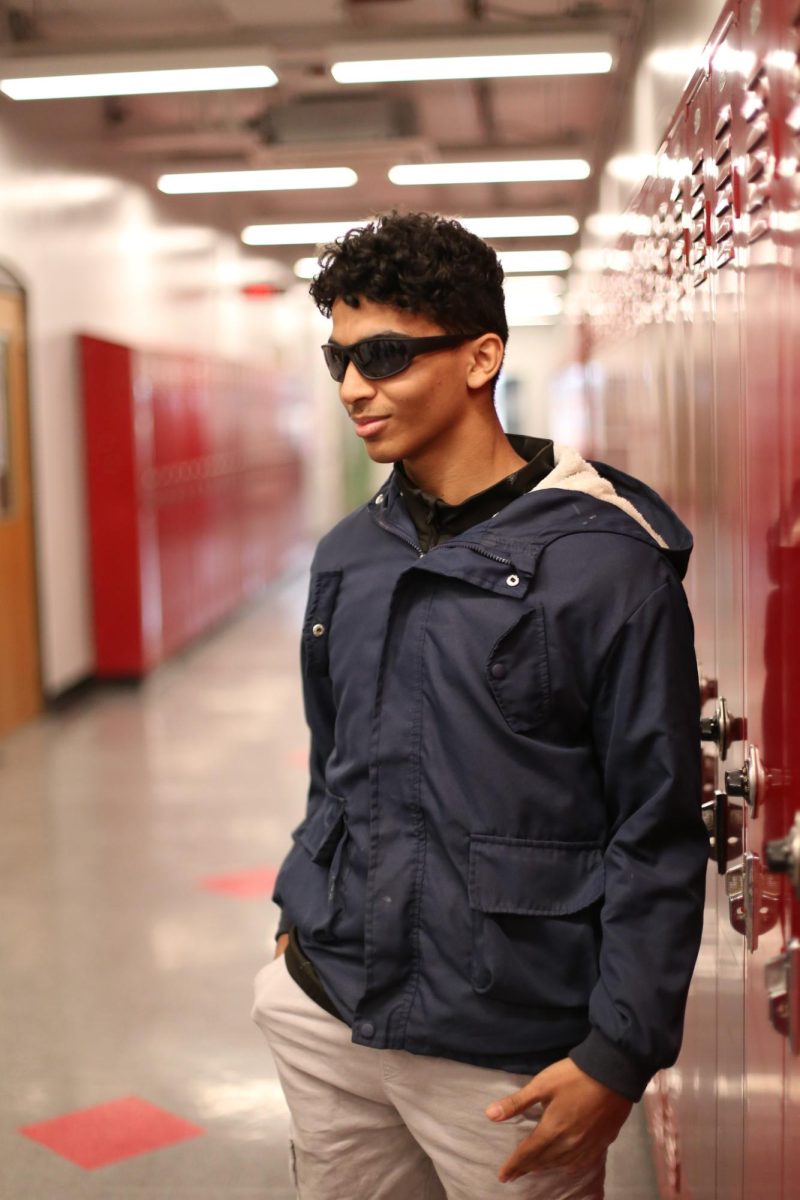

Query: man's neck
[[401, 419, 528, 505]]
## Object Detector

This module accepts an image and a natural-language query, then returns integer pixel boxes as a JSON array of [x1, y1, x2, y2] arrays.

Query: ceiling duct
[[251, 92, 417, 145]]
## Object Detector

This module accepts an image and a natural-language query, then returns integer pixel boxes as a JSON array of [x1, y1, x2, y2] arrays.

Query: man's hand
[[274, 933, 290, 959], [485, 1057, 632, 1183]]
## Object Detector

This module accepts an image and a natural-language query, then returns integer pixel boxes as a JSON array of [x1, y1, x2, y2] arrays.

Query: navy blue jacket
[[273, 449, 708, 1102]]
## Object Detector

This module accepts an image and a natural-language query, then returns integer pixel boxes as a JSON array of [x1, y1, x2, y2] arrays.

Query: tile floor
[[0, 561, 660, 1199]]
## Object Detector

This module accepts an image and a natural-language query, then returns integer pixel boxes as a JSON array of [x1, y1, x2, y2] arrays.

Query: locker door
[[0, 280, 42, 736], [763, 2, 800, 1194], [736, 2, 790, 1197], [688, 48, 750, 1200]]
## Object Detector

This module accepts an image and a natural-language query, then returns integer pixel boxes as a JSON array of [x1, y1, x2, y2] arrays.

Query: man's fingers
[[496, 1118, 572, 1182], [485, 1081, 545, 1122]]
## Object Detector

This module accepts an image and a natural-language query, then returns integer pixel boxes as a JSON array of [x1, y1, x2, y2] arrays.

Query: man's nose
[[339, 358, 377, 407]]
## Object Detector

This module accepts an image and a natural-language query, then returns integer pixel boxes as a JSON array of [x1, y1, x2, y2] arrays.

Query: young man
[[252, 211, 708, 1199]]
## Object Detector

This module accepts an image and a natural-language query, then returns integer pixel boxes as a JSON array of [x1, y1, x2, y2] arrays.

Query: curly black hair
[[309, 211, 509, 345]]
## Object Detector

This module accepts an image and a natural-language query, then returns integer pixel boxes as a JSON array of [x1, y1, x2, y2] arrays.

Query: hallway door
[[0, 285, 42, 736]]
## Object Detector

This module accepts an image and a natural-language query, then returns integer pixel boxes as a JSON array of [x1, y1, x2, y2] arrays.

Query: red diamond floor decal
[[199, 865, 278, 897], [19, 1095, 205, 1169]]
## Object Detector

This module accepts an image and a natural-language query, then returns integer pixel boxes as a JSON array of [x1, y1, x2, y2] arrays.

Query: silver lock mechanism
[[702, 789, 743, 873], [700, 696, 747, 762], [725, 851, 779, 952], [724, 743, 765, 817], [765, 939, 800, 1055], [764, 811, 800, 899]]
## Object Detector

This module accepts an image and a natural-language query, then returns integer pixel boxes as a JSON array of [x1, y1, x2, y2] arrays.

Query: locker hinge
[[725, 851, 780, 951], [765, 939, 800, 1055]]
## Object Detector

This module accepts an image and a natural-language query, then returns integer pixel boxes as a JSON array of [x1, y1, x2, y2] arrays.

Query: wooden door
[[0, 281, 42, 736]]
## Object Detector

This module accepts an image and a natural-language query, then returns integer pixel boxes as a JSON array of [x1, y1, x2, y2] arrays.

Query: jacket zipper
[[441, 541, 512, 567], [377, 513, 512, 567], [378, 514, 424, 556]]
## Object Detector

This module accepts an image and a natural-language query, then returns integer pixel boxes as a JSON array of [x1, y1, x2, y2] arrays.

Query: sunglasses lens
[[354, 339, 410, 379], [322, 344, 347, 382]]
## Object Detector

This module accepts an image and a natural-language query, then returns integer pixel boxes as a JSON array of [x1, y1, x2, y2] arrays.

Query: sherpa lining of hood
[[532, 445, 669, 550]]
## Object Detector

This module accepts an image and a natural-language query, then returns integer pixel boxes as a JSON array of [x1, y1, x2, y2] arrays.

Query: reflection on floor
[[1, 565, 659, 1199]]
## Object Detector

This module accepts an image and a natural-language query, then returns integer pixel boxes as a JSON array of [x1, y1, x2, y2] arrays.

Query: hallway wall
[[0, 100, 335, 696]]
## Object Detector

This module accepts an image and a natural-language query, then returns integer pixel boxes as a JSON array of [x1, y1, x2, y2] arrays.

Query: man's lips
[[353, 415, 391, 438]]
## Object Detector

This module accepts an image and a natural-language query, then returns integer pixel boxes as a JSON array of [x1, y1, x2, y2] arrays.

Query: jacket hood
[[524, 443, 693, 580], [378, 441, 693, 581]]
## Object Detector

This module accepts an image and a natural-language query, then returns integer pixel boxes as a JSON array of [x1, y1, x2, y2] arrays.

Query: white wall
[[0, 105, 336, 696]]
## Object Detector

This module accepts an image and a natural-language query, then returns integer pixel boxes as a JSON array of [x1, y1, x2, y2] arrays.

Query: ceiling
[[0, 0, 648, 276]]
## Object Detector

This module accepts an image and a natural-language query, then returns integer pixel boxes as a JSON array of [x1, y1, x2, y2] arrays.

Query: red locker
[[576, 1, 800, 1194], [80, 335, 304, 678]]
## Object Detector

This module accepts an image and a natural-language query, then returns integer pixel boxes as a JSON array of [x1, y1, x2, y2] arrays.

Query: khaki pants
[[252, 953, 606, 1200]]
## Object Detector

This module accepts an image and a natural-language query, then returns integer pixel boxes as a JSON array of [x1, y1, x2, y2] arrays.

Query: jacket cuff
[[569, 1028, 651, 1102], [275, 915, 292, 940]]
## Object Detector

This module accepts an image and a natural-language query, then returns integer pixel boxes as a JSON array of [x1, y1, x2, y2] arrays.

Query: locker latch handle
[[700, 696, 747, 762], [765, 939, 800, 1055], [764, 811, 800, 899]]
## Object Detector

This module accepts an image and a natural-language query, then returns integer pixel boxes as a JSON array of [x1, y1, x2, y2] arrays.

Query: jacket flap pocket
[[468, 835, 604, 916], [296, 793, 346, 865]]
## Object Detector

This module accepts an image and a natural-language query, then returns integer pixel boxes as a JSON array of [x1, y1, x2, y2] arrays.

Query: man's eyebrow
[[328, 329, 407, 346]]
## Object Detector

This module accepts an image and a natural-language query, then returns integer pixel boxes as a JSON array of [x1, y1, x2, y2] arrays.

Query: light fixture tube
[[461, 215, 579, 238], [389, 159, 590, 186], [243, 214, 578, 247], [158, 168, 358, 194], [332, 52, 612, 84], [498, 250, 572, 272], [242, 220, 369, 246], [0, 64, 277, 100]]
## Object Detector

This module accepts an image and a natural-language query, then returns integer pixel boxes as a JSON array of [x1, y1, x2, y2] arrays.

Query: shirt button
[[312, 623, 326, 637], [491, 663, 507, 680], [360, 1022, 375, 1039], [506, 573, 520, 587]]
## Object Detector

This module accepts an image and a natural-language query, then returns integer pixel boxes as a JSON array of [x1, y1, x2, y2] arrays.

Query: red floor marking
[[199, 865, 279, 897], [19, 1095, 205, 1170]]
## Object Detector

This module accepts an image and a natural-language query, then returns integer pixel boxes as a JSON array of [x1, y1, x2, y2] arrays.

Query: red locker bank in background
[[580, 0, 800, 1197], [80, 335, 303, 677]]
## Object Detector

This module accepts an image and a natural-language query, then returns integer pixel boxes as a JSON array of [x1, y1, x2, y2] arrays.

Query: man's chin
[[363, 444, 396, 464]]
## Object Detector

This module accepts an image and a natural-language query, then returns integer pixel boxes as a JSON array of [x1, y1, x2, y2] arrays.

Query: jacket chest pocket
[[486, 604, 551, 735], [302, 570, 342, 677], [468, 835, 604, 1010]]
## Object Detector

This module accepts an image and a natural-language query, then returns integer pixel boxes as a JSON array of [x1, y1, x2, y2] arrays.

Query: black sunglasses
[[321, 333, 481, 382]]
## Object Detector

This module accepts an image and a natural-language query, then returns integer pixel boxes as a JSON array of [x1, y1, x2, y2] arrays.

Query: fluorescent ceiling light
[[646, 45, 704, 77], [462, 215, 579, 238], [586, 212, 651, 239], [243, 220, 368, 246], [332, 52, 613, 85], [388, 159, 590, 186], [504, 280, 565, 307], [503, 274, 567, 294], [606, 154, 659, 184], [498, 250, 572, 272], [243, 213, 578, 247], [294, 257, 321, 279], [0, 48, 278, 99], [1, 65, 277, 100], [158, 168, 357, 194]]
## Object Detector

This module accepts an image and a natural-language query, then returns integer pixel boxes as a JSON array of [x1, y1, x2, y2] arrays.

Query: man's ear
[[466, 333, 505, 390]]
